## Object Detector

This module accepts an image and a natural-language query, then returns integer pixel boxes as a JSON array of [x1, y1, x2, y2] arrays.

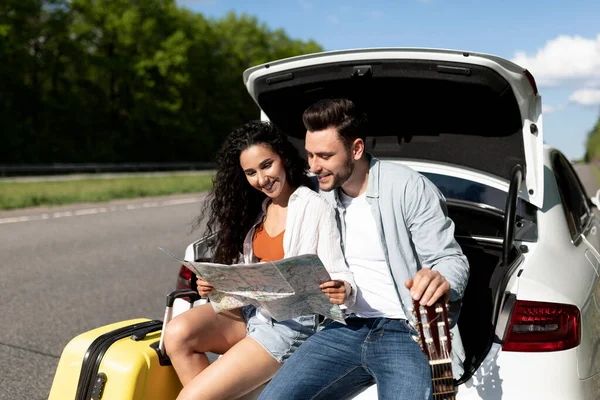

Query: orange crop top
[[253, 223, 285, 262]]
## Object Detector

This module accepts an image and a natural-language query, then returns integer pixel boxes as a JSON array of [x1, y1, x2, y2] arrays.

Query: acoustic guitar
[[412, 299, 456, 400]]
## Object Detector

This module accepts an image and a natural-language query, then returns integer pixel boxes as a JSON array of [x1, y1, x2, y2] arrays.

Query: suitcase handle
[[166, 289, 201, 307], [157, 289, 202, 359]]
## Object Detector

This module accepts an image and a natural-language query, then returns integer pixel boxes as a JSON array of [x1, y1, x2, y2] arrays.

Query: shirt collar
[[260, 185, 305, 213], [365, 153, 380, 199]]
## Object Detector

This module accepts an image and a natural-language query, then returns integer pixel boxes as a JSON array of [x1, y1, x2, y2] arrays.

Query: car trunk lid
[[243, 48, 544, 208]]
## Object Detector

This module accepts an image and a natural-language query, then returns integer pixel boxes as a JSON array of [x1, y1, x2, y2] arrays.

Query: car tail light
[[503, 300, 581, 352], [176, 265, 193, 290], [523, 70, 538, 96]]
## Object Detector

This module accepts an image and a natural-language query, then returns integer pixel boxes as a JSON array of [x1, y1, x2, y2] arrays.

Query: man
[[259, 98, 470, 400]]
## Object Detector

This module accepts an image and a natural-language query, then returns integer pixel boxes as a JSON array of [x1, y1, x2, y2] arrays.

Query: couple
[[164, 98, 470, 400]]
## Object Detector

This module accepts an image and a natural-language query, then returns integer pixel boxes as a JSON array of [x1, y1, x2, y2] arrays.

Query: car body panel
[[462, 345, 585, 400], [351, 344, 587, 399], [579, 289, 600, 379], [384, 160, 512, 194], [404, 147, 600, 383]]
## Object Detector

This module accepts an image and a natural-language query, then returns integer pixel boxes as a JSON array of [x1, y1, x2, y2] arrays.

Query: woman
[[164, 121, 356, 400]]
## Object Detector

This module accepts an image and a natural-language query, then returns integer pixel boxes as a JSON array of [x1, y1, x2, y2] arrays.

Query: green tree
[[0, 2, 323, 165], [0, 0, 72, 162], [585, 114, 600, 163]]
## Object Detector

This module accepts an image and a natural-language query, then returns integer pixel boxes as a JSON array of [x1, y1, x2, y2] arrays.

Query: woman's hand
[[319, 280, 349, 305], [196, 275, 214, 297]]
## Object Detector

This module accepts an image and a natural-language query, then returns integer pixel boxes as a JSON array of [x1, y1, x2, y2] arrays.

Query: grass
[[0, 173, 215, 210]]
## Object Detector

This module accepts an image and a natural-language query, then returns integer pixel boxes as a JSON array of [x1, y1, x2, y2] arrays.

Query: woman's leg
[[163, 303, 247, 386], [177, 337, 281, 400]]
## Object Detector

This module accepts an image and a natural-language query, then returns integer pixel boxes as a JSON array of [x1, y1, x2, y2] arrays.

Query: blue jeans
[[259, 317, 432, 400]]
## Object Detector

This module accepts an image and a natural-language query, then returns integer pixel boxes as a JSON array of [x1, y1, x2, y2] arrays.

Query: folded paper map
[[160, 248, 345, 324]]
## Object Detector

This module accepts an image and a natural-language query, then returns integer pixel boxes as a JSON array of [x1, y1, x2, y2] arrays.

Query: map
[[160, 248, 345, 324]]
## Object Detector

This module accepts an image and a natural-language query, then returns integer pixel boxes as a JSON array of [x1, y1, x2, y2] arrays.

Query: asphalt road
[[0, 165, 598, 400], [0, 194, 208, 400], [574, 163, 600, 198]]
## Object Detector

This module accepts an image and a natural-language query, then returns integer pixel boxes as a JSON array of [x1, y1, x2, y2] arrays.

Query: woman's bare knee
[[163, 320, 185, 355], [164, 313, 203, 355], [165, 304, 245, 357]]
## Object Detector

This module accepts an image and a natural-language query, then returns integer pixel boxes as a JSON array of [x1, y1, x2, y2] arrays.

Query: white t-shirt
[[340, 191, 406, 319]]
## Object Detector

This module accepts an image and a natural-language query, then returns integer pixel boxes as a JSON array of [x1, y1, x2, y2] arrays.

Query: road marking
[[0, 197, 203, 225]]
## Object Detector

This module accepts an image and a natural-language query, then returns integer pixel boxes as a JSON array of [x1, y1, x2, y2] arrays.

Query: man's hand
[[319, 280, 348, 305], [405, 268, 450, 306], [196, 275, 214, 297]]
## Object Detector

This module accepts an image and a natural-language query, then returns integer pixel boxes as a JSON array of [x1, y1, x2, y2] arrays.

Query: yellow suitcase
[[49, 290, 198, 400]]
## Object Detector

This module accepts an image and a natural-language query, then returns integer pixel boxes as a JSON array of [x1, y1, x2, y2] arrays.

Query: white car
[[179, 48, 600, 399]]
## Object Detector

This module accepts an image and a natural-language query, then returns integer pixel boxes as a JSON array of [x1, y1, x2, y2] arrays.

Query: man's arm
[[403, 175, 470, 306]]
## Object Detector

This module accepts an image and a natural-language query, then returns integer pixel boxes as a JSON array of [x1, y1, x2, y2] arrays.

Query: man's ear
[[351, 138, 365, 160]]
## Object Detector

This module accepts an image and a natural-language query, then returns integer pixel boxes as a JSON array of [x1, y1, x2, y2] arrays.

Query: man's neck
[[340, 157, 370, 198]]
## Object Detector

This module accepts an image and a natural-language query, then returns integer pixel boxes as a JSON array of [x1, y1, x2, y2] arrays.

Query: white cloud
[[512, 33, 600, 111], [369, 10, 384, 19], [542, 104, 568, 114], [569, 89, 600, 106], [542, 104, 555, 114], [511, 34, 600, 87], [328, 15, 339, 25]]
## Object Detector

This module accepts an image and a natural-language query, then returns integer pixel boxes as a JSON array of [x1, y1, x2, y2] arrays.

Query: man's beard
[[321, 155, 354, 191]]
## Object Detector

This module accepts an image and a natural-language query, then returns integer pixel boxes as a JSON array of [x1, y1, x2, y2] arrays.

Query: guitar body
[[412, 299, 456, 400]]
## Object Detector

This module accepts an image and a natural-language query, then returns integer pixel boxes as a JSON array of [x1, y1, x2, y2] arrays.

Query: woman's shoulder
[[291, 185, 334, 210]]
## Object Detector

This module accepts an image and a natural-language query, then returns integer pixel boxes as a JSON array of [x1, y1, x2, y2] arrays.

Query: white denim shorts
[[241, 305, 318, 363]]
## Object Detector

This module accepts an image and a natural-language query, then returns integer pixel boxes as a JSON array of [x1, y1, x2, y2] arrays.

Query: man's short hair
[[302, 98, 367, 147]]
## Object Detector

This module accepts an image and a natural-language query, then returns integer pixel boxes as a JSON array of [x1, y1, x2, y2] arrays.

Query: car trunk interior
[[254, 58, 526, 181], [433, 200, 523, 381], [453, 236, 505, 379], [254, 57, 530, 381]]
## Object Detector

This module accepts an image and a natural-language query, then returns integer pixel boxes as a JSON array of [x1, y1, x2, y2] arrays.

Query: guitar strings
[[438, 307, 454, 399], [433, 305, 455, 400], [416, 302, 456, 400]]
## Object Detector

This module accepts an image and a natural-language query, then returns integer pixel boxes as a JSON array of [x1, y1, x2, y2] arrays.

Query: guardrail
[[0, 163, 216, 177]]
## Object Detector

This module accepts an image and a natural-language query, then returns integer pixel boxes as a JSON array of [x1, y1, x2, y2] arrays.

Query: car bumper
[[351, 343, 594, 400], [457, 343, 589, 399]]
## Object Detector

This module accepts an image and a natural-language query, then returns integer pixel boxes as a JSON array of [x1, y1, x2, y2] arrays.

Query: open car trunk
[[244, 48, 545, 208], [243, 48, 542, 384], [454, 237, 504, 377], [449, 222, 522, 382], [396, 180, 529, 382], [253, 58, 526, 182]]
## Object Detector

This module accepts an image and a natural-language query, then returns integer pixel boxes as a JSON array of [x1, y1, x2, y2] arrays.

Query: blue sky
[[178, 0, 600, 160]]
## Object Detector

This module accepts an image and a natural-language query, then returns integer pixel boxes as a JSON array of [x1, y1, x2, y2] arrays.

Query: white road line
[[74, 208, 105, 216], [52, 211, 74, 218], [0, 197, 203, 225], [162, 198, 201, 206], [0, 216, 33, 224]]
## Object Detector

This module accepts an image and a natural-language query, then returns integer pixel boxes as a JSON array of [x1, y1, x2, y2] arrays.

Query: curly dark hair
[[195, 120, 311, 264]]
